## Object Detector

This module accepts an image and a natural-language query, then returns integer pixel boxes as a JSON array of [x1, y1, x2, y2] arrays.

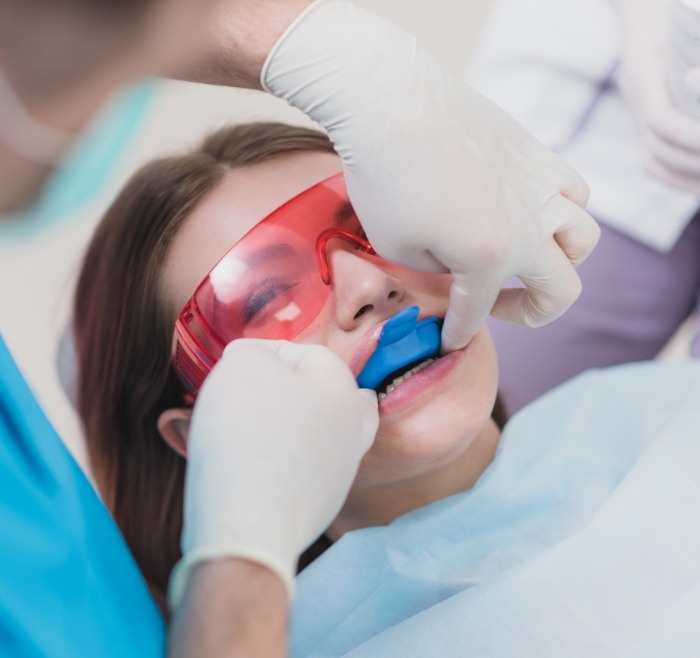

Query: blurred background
[[0, 0, 494, 471]]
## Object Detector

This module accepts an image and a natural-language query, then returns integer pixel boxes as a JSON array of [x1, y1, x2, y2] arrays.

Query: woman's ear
[[157, 408, 192, 459]]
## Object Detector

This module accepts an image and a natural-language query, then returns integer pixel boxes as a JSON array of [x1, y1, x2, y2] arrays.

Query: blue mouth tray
[[357, 306, 442, 390]]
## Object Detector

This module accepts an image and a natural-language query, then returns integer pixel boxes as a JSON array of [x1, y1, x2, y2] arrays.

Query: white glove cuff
[[167, 545, 296, 612], [260, 0, 332, 93]]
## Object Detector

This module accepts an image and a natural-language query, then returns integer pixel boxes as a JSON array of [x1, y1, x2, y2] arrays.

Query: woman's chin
[[358, 407, 492, 486]]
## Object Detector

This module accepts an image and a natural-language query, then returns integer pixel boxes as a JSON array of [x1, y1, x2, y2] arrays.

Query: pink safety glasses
[[172, 172, 375, 400]]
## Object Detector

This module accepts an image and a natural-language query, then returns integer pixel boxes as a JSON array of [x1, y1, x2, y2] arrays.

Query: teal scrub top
[[0, 336, 165, 656]]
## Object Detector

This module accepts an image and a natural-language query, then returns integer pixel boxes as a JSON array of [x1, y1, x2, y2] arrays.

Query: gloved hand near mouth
[[263, 0, 600, 351], [169, 339, 379, 609]]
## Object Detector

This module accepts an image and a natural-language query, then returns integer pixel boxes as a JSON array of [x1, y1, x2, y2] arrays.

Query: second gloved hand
[[263, 0, 600, 351], [168, 339, 378, 608], [614, 0, 700, 192]]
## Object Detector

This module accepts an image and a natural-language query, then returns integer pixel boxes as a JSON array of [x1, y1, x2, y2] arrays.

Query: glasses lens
[[174, 173, 368, 394]]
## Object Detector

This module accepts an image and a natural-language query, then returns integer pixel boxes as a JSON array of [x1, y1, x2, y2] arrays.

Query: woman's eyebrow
[[245, 242, 296, 267]]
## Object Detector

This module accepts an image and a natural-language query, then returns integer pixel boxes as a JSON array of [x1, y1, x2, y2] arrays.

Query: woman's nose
[[328, 244, 405, 330]]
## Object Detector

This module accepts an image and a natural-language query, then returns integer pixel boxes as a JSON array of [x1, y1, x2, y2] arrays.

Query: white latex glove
[[262, 0, 599, 351], [168, 339, 378, 608], [614, 0, 700, 192]]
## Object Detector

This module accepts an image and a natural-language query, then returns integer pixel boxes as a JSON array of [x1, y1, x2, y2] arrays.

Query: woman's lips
[[377, 345, 466, 415], [350, 320, 391, 379]]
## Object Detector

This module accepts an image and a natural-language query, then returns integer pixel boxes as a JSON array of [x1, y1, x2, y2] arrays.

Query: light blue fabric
[[0, 335, 165, 656], [0, 81, 154, 239], [291, 360, 700, 657]]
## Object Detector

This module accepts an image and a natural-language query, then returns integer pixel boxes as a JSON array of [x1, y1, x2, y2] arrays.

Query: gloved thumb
[[441, 273, 501, 352]]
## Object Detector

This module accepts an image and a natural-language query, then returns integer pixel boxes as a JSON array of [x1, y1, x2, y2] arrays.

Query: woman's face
[[163, 151, 499, 490]]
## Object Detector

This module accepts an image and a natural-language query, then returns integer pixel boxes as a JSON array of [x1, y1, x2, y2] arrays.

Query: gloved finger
[[684, 65, 700, 85], [286, 344, 379, 452], [627, 54, 700, 151], [550, 155, 591, 208], [683, 65, 700, 98], [543, 194, 601, 267], [200, 339, 276, 392], [222, 339, 378, 449], [644, 128, 700, 175], [359, 388, 379, 404], [279, 342, 356, 382], [223, 337, 324, 371], [356, 390, 380, 452], [643, 101, 700, 152], [269, 340, 335, 373], [222, 337, 286, 359], [490, 244, 582, 327], [220, 340, 343, 389], [299, 351, 380, 445], [222, 337, 372, 398], [644, 155, 700, 193], [441, 273, 502, 352]]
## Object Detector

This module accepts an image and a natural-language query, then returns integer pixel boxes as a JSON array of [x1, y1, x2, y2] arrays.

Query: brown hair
[[74, 120, 509, 612], [74, 122, 337, 611]]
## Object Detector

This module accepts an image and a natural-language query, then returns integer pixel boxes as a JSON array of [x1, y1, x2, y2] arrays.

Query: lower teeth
[[377, 358, 435, 401]]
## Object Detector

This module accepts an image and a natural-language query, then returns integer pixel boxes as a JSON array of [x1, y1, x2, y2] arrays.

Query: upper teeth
[[378, 358, 435, 400]]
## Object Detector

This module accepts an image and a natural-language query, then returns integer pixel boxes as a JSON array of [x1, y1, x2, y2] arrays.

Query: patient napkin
[[292, 361, 700, 657]]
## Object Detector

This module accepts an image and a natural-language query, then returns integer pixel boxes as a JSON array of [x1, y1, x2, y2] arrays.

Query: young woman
[[73, 121, 507, 612], [73, 121, 700, 655]]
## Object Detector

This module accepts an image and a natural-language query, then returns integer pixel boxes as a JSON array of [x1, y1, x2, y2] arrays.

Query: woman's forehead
[[162, 151, 342, 312]]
